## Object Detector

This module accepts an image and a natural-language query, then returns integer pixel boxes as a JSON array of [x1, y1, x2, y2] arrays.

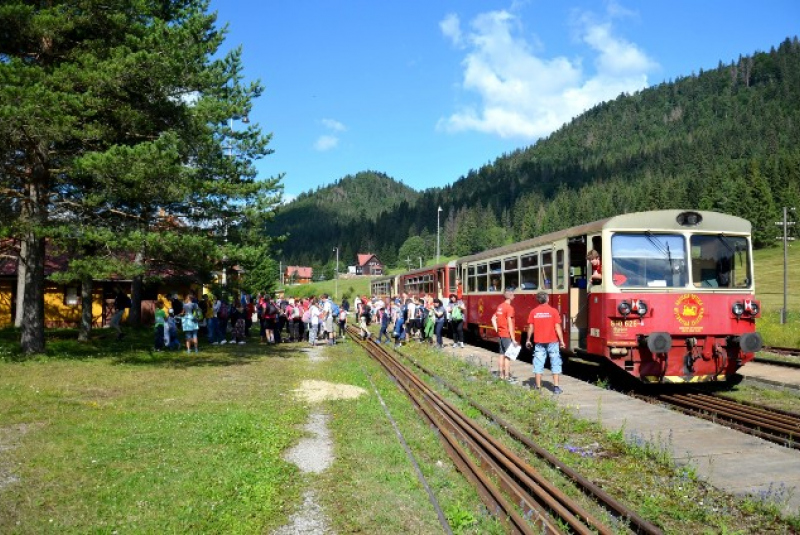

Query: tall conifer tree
[[0, 1, 281, 353]]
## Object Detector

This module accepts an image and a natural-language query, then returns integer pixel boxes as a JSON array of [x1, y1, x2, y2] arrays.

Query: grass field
[[1, 325, 799, 533]]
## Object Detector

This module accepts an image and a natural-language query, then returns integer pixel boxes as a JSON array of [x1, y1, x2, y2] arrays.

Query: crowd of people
[[146, 290, 472, 354]]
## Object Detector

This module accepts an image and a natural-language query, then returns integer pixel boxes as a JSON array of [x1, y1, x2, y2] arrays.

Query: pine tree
[[0, 1, 281, 353]]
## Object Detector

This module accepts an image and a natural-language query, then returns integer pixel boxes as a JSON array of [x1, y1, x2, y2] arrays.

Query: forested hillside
[[272, 37, 800, 274]]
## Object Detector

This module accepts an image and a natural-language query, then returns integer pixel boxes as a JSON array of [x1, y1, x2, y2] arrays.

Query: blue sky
[[209, 1, 799, 200]]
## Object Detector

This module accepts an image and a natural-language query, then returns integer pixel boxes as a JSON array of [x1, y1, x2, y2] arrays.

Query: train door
[[586, 235, 604, 354], [551, 242, 569, 350], [567, 236, 588, 349]]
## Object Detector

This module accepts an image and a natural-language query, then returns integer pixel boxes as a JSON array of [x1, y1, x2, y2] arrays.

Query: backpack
[[217, 303, 229, 320], [193, 306, 203, 321], [338, 309, 347, 322], [331, 302, 340, 318], [291, 306, 301, 319], [266, 302, 278, 317], [451, 305, 463, 321]]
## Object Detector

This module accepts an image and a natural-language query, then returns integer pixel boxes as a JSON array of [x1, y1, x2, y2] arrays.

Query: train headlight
[[618, 301, 632, 317], [634, 299, 648, 316], [731, 302, 745, 317], [747, 301, 760, 316]]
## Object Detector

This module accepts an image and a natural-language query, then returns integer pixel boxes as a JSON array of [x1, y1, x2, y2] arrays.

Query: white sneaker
[[220, 340, 227, 345], [459, 342, 464, 348], [238, 341, 246, 345]]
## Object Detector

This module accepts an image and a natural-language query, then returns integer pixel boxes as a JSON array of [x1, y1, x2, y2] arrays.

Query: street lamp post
[[437, 206, 443, 263], [418, 256, 423, 269], [333, 247, 339, 300]]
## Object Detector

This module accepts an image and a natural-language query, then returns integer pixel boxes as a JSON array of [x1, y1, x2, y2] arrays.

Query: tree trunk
[[19, 160, 48, 354], [130, 274, 143, 326], [14, 239, 26, 328], [19, 232, 45, 354], [129, 247, 145, 326], [78, 276, 93, 342]]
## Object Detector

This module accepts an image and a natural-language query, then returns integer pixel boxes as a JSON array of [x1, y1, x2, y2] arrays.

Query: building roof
[[356, 253, 380, 266], [285, 266, 313, 279]]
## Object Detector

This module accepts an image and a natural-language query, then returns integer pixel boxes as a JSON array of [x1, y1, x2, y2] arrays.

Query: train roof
[[458, 210, 751, 264]]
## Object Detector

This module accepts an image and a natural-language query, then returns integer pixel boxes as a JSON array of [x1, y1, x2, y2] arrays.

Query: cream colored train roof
[[459, 210, 750, 264]]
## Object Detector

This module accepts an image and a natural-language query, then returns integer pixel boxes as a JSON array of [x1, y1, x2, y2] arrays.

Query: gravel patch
[[273, 345, 367, 534], [283, 412, 333, 474]]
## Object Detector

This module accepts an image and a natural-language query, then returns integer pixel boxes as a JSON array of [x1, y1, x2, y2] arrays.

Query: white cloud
[[438, 4, 658, 140], [440, 13, 462, 47], [314, 135, 339, 151], [321, 118, 347, 132]]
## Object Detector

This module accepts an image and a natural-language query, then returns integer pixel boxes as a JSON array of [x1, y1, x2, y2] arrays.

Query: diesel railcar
[[372, 210, 763, 384]]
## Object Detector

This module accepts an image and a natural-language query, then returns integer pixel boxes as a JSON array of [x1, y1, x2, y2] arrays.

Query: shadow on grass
[[0, 325, 313, 366]]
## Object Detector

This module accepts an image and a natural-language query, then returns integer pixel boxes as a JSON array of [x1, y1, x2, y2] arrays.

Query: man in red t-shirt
[[525, 291, 566, 393], [491, 289, 518, 381]]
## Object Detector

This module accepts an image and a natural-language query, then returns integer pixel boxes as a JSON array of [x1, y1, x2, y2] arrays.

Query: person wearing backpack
[[447, 294, 466, 348], [181, 293, 200, 354], [216, 296, 230, 345], [337, 303, 347, 339], [376, 305, 392, 344], [110, 286, 131, 340]]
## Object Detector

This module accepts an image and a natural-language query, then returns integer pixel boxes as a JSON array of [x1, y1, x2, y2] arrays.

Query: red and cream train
[[370, 210, 763, 384]]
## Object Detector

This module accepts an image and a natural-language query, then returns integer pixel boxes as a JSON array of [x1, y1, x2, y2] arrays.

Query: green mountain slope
[[273, 37, 800, 269]]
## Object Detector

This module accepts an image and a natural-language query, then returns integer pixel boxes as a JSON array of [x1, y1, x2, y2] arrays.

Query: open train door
[[585, 234, 604, 355], [567, 236, 589, 350]]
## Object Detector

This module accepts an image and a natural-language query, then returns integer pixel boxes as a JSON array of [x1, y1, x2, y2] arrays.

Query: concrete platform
[[740, 361, 800, 391], [435, 341, 800, 515]]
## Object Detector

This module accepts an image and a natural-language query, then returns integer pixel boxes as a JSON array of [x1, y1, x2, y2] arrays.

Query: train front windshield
[[611, 233, 687, 287], [689, 234, 752, 288], [610, 232, 752, 289]]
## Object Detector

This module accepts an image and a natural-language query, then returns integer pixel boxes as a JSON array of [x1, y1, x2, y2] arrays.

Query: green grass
[[753, 244, 800, 314], [3, 321, 800, 533], [280, 276, 371, 301], [0, 329, 308, 534]]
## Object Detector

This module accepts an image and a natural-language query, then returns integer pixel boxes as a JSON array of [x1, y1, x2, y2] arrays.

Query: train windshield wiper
[[644, 231, 672, 261]]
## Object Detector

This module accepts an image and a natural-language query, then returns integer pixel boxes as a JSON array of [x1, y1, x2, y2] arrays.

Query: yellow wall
[[0, 282, 12, 326], [0, 282, 200, 328]]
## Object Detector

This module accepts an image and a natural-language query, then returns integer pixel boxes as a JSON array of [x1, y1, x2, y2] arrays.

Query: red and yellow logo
[[674, 294, 705, 327], [477, 299, 484, 315]]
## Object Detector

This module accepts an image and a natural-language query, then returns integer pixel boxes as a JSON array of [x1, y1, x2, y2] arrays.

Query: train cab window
[[503, 257, 519, 291], [541, 251, 553, 290], [476, 263, 488, 292], [448, 267, 457, 294], [690, 235, 751, 288], [611, 233, 688, 288], [520, 253, 539, 290], [488, 261, 501, 291]]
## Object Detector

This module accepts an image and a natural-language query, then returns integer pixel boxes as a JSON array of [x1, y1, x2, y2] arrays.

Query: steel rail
[[348, 326, 645, 534], [350, 328, 547, 534], [654, 393, 800, 449], [404, 355, 664, 535]]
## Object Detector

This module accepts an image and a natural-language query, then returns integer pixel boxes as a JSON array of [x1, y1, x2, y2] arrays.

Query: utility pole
[[333, 247, 339, 300], [405, 257, 412, 270], [775, 206, 796, 324], [437, 206, 443, 264]]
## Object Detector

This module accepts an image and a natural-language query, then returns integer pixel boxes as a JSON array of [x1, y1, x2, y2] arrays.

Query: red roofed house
[[284, 266, 313, 285], [355, 253, 383, 276]]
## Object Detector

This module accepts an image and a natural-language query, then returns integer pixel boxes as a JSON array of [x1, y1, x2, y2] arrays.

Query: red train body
[[372, 210, 763, 384]]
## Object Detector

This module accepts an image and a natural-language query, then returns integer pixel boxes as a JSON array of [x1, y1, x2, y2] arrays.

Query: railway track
[[763, 346, 800, 357], [646, 392, 800, 450], [346, 326, 662, 535]]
